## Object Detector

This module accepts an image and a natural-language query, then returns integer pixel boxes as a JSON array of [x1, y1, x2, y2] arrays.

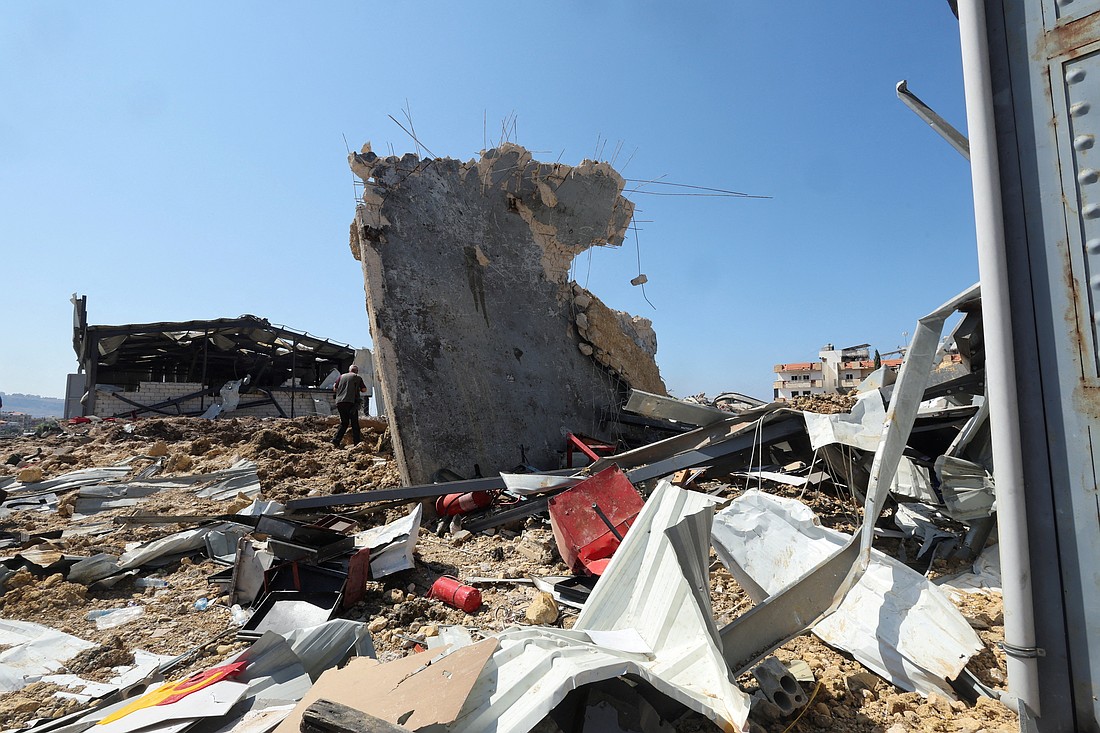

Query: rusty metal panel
[[1051, 0, 1100, 26], [1055, 44, 1100, 377], [983, 0, 1100, 728]]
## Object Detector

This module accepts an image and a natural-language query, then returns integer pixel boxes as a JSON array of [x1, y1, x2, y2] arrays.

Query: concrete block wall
[[93, 383, 337, 419], [94, 382, 207, 417], [234, 390, 337, 417]]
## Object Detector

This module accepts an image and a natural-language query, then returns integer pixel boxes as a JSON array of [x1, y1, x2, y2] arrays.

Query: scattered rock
[[166, 453, 193, 472], [148, 441, 169, 457], [516, 535, 554, 564], [16, 467, 43, 483], [451, 529, 473, 545], [368, 617, 388, 633], [525, 591, 558, 625]]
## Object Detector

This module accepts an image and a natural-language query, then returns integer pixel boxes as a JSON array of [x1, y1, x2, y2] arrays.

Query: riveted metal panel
[[1056, 46, 1100, 375], [984, 0, 1100, 729], [1051, 0, 1100, 25]]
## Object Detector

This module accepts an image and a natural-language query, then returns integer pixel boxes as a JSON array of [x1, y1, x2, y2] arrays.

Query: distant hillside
[[1, 392, 65, 417]]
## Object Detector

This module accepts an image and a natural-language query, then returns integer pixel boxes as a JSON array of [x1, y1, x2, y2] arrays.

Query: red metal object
[[565, 433, 617, 468], [429, 576, 482, 613], [342, 547, 371, 609], [435, 491, 494, 516], [547, 465, 643, 575], [99, 661, 248, 723]]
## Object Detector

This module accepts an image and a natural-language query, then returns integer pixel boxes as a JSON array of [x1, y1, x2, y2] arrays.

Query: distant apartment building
[[773, 343, 903, 399]]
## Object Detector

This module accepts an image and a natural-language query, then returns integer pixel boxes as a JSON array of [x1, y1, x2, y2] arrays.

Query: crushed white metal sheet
[[731, 470, 809, 487], [894, 503, 960, 557], [888, 456, 940, 504], [803, 390, 886, 452], [0, 619, 96, 693], [118, 522, 242, 570], [234, 499, 284, 517], [0, 465, 133, 496], [935, 455, 996, 520], [449, 481, 750, 733], [67, 553, 122, 584], [500, 472, 583, 495], [712, 489, 983, 697], [718, 284, 981, 674], [192, 460, 261, 500], [41, 649, 172, 703], [277, 619, 375, 682], [935, 543, 1002, 600], [531, 575, 586, 610], [624, 388, 729, 427], [352, 503, 421, 578], [94, 679, 249, 733]]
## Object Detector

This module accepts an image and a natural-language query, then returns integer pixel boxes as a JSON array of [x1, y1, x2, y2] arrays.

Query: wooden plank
[[301, 699, 412, 733]]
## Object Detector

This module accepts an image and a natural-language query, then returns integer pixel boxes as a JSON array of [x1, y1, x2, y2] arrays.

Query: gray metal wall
[[980, 1, 1100, 729]]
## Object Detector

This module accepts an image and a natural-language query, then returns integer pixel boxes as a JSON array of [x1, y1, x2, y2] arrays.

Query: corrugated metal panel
[[975, 0, 1100, 726], [712, 490, 982, 697], [449, 482, 749, 733]]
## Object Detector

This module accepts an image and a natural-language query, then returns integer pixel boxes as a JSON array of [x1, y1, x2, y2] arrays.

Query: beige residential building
[[773, 343, 902, 399]]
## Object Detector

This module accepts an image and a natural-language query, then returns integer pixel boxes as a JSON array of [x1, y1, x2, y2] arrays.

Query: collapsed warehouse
[[65, 294, 375, 421], [0, 142, 1021, 733]]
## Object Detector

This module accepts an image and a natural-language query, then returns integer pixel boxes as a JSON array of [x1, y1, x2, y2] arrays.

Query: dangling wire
[[631, 216, 656, 310]]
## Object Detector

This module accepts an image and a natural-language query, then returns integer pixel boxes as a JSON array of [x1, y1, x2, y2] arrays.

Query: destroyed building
[[348, 143, 667, 485], [66, 294, 370, 420]]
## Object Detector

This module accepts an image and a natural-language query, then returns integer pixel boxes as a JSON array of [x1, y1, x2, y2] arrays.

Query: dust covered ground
[[0, 415, 1017, 732]]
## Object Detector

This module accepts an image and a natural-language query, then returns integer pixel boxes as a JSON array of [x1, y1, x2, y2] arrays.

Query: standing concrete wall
[[348, 143, 665, 484]]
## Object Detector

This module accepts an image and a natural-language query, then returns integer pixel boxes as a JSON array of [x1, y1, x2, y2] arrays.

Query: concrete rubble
[[1, 147, 1019, 733]]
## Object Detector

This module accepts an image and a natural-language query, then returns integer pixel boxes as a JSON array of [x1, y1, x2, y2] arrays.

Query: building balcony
[[774, 379, 825, 388]]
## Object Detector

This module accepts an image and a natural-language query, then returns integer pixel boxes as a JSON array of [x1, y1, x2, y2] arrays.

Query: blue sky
[[0, 2, 975, 401]]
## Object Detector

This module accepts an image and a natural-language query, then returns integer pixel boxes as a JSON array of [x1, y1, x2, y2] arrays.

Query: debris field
[[0, 408, 1016, 733]]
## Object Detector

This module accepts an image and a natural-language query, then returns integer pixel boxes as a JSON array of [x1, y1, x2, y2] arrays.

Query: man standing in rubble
[[331, 365, 367, 447]]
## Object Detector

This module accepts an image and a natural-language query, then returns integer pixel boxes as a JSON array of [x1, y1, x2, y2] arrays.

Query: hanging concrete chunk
[[348, 143, 665, 484]]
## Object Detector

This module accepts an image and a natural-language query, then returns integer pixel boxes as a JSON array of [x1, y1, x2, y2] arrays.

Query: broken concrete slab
[[348, 143, 665, 484]]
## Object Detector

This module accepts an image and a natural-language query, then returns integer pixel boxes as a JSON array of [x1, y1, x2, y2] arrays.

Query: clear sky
[[0, 2, 975, 401]]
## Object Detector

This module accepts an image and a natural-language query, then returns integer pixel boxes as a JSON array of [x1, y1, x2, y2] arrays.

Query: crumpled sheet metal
[[0, 465, 133, 496], [353, 503, 421, 578], [803, 390, 886, 452], [0, 619, 96, 693], [119, 522, 241, 569], [718, 284, 982, 674], [449, 482, 749, 733], [713, 490, 982, 697]]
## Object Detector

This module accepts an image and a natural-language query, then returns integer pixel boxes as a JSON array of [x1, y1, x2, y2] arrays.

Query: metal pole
[[290, 340, 297, 418], [957, 0, 1040, 714], [200, 329, 209, 412]]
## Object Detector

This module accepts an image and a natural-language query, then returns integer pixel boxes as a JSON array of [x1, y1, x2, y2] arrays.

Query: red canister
[[435, 491, 494, 516], [429, 576, 482, 613]]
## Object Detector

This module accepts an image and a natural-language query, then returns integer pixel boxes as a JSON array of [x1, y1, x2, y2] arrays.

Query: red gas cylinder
[[428, 576, 482, 613], [435, 491, 493, 516]]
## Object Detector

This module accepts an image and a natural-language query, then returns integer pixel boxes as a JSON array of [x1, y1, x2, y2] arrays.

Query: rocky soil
[[0, 415, 1017, 732]]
